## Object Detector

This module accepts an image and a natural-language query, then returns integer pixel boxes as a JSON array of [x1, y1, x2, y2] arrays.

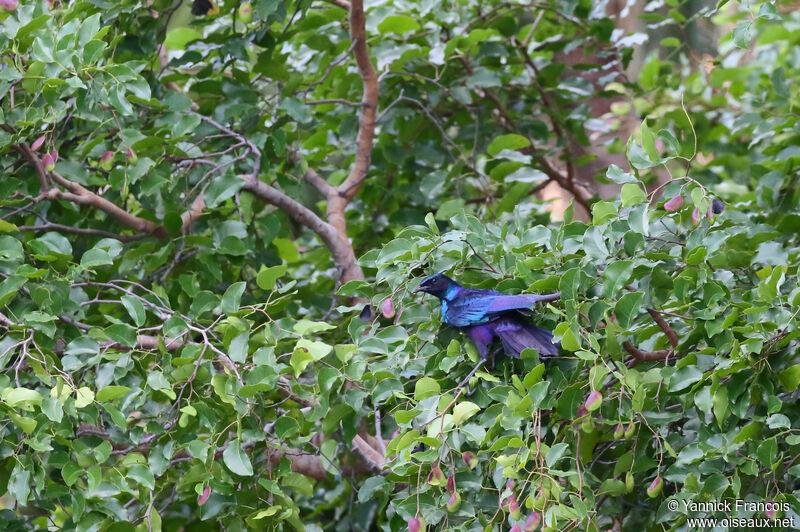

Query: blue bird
[[413, 273, 561, 364]]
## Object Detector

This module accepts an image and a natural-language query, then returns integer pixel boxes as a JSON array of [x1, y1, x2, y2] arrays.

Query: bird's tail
[[494, 318, 560, 358]]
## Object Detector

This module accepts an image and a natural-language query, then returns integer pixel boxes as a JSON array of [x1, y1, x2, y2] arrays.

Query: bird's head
[[412, 273, 455, 298]]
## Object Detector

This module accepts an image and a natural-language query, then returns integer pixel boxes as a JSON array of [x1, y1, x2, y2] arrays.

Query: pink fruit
[[0, 0, 18, 11], [508, 497, 521, 519], [408, 517, 426, 532], [197, 485, 211, 505], [585, 391, 602, 412], [663, 195, 683, 211], [706, 206, 713, 221], [446, 491, 461, 512], [691, 207, 700, 224], [426, 466, 445, 487], [462, 451, 478, 469], [647, 477, 663, 498], [31, 135, 46, 151], [523, 512, 542, 531], [511, 526, 523, 532], [381, 298, 395, 318], [765, 502, 776, 519], [446, 475, 455, 493], [42, 153, 55, 171], [99, 150, 114, 170], [126, 148, 137, 164]]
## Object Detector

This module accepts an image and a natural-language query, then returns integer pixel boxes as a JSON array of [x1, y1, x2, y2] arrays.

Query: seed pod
[[625, 472, 634, 493], [691, 206, 701, 224], [523, 512, 542, 532], [426, 466, 446, 487], [647, 477, 663, 498], [127, 148, 138, 165], [381, 298, 396, 318], [197, 485, 211, 505], [42, 153, 55, 171], [624, 423, 635, 438], [508, 497, 521, 520], [99, 150, 114, 171], [446, 475, 455, 493], [462, 451, 478, 469], [238, 1, 252, 23], [31, 135, 46, 151], [613, 423, 624, 439], [585, 391, 602, 412], [663, 195, 683, 211], [408, 517, 426, 532], [706, 206, 714, 221], [446, 491, 461, 513]]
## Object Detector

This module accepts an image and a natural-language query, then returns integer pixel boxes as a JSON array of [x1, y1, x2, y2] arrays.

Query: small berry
[[197, 485, 211, 505], [584, 391, 602, 412], [663, 195, 683, 211], [426, 466, 445, 487], [31, 135, 46, 151], [647, 477, 663, 498]]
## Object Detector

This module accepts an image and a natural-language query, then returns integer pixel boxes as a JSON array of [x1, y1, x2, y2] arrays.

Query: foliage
[[1, 0, 799, 530]]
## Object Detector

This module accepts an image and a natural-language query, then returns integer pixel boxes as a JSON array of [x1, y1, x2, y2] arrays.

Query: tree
[[0, 0, 798, 530]]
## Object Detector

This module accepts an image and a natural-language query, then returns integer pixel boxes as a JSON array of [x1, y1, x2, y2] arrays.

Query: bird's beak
[[411, 286, 423, 294]]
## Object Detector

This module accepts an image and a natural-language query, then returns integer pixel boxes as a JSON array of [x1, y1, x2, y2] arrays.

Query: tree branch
[[240, 176, 362, 284], [323, 0, 378, 244], [622, 341, 674, 367], [646, 308, 679, 348]]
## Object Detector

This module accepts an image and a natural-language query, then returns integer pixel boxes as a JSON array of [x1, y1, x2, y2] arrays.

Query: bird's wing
[[443, 288, 498, 327], [494, 317, 560, 358]]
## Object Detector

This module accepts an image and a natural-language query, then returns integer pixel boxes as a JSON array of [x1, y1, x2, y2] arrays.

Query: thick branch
[[180, 194, 206, 232], [622, 341, 673, 367], [17, 222, 145, 242], [47, 172, 167, 237], [324, 0, 378, 241], [352, 434, 386, 472], [14, 144, 49, 192], [647, 308, 679, 348], [240, 177, 363, 283], [304, 167, 334, 196]]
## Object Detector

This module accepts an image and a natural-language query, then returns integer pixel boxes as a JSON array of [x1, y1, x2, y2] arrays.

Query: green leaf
[[96, 386, 131, 402], [487, 134, 531, 156], [614, 292, 643, 328], [545, 443, 569, 467], [75, 387, 95, 408], [105, 323, 138, 347], [41, 396, 63, 422], [603, 260, 635, 298], [452, 401, 480, 425], [120, 295, 146, 327], [778, 365, 800, 391], [628, 142, 656, 169], [2, 387, 43, 407], [414, 377, 440, 401], [732, 20, 752, 48], [606, 164, 639, 184], [256, 264, 288, 290], [621, 184, 647, 206], [165, 28, 202, 50], [377, 15, 420, 35], [223, 439, 254, 476], [591, 200, 617, 225], [221, 282, 247, 313], [127, 464, 155, 490]]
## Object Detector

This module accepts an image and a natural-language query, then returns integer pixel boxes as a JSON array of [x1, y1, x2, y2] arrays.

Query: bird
[[413, 273, 561, 384]]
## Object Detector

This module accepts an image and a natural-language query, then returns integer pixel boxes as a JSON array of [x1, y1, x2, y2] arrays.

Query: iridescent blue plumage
[[413, 273, 561, 359]]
